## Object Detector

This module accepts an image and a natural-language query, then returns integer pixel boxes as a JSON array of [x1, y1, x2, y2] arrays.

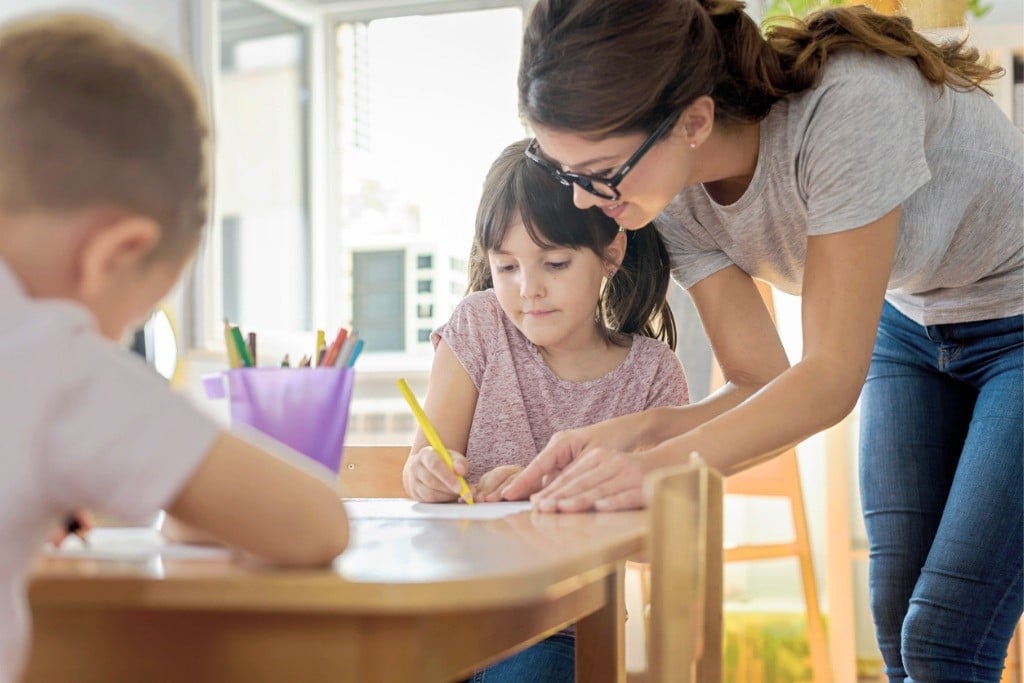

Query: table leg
[[576, 561, 626, 683]]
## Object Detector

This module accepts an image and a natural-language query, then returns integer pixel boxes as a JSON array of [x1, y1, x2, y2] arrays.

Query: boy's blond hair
[[0, 13, 208, 259]]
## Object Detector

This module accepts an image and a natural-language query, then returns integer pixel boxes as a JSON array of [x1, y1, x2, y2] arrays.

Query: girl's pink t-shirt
[[433, 290, 689, 483]]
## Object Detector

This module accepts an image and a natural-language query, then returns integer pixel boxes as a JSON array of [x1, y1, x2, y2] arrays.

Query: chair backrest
[[645, 455, 724, 683], [338, 445, 409, 497]]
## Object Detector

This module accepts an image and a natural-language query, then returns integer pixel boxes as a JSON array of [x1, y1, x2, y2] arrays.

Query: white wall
[[0, 0, 193, 56]]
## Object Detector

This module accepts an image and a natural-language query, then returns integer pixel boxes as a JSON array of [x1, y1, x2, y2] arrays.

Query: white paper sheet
[[344, 499, 533, 520], [43, 527, 232, 561]]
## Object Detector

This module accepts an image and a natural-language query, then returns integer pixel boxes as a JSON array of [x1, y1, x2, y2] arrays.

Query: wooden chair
[[337, 444, 408, 498], [1000, 621, 1023, 683], [645, 454, 724, 683], [711, 280, 831, 683]]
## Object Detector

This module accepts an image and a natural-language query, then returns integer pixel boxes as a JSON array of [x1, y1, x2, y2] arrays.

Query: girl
[[403, 139, 688, 681], [503, 1, 1023, 681]]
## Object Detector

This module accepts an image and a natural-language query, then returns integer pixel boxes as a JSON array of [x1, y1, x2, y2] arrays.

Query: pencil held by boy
[[0, 14, 347, 682]]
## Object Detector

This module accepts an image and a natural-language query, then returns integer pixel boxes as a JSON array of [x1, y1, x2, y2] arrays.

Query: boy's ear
[[77, 214, 161, 301]]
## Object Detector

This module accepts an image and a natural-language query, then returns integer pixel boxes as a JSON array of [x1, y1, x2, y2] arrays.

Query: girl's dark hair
[[519, 0, 1002, 133], [469, 139, 677, 349]]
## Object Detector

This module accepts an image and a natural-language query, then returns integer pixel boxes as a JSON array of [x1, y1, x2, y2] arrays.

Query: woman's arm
[[514, 207, 899, 511], [402, 339, 479, 501], [502, 264, 787, 497]]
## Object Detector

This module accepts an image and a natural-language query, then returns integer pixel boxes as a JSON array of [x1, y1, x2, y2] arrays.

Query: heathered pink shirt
[[432, 290, 689, 483]]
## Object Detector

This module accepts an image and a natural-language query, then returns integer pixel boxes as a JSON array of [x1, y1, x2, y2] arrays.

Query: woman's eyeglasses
[[524, 111, 681, 201]]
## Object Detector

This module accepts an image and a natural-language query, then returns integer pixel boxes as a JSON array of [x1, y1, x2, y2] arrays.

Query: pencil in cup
[[396, 378, 474, 504]]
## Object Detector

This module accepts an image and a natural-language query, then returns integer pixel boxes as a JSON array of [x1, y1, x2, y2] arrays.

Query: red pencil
[[321, 327, 348, 367]]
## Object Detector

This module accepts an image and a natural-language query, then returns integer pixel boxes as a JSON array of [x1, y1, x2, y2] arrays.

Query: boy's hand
[[49, 509, 93, 547], [403, 446, 470, 503], [474, 465, 524, 502], [160, 514, 224, 546]]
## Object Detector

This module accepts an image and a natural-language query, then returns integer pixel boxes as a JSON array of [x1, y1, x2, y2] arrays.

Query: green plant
[[966, 0, 993, 18], [763, 0, 842, 22], [723, 611, 822, 683]]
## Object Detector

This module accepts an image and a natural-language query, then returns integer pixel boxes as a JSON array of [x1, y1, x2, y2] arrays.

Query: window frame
[[190, 0, 530, 357]]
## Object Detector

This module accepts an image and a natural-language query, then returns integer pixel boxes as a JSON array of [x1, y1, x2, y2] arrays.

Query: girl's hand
[[403, 446, 470, 503], [528, 447, 657, 513], [475, 465, 524, 502]]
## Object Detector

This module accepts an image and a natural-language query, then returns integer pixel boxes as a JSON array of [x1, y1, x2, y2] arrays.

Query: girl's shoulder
[[613, 334, 684, 382], [445, 289, 504, 333]]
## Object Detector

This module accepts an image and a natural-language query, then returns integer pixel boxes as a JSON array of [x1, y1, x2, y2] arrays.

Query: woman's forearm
[[645, 356, 863, 476], [637, 381, 764, 449]]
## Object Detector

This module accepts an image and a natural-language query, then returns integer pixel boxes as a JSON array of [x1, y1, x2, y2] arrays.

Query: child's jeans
[[468, 632, 575, 683], [859, 302, 1023, 683]]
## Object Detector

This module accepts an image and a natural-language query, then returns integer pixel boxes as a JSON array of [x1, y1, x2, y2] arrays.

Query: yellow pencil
[[396, 378, 474, 505]]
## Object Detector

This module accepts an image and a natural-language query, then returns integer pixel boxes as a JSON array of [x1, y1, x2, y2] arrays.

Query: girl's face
[[530, 121, 692, 231], [488, 217, 611, 352]]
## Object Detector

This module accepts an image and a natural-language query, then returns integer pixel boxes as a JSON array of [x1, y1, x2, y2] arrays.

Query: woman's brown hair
[[0, 13, 209, 260], [469, 140, 677, 349], [519, 0, 1002, 133]]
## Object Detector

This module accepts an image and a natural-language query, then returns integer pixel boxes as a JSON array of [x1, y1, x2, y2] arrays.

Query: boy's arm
[[165, 432, 349, 567]]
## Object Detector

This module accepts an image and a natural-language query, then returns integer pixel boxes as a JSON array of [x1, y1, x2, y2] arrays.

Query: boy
[[0, 14, 348, 682]]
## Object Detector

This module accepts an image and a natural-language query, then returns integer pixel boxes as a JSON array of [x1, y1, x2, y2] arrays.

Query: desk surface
[[27, 508, 647, 683], [32, 509, 646, 611]]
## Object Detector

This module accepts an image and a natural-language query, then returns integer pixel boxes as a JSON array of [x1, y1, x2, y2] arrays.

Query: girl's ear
[[604, 229, 628, 273], [76, 214, 161, 302]]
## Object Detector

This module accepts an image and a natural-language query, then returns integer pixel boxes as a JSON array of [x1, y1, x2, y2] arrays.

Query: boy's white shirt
[[0, 257, 220, 683]]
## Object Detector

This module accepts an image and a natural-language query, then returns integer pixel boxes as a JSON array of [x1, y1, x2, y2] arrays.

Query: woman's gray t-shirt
[[656, 50, 1023, 326]]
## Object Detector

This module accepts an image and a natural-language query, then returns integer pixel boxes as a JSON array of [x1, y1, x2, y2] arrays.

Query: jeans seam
[[971, 569, 1023, 677]]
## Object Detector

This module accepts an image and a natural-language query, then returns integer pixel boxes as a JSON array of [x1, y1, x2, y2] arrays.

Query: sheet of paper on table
[[42, 527, 233, 561], [343, 499, 533, 520]]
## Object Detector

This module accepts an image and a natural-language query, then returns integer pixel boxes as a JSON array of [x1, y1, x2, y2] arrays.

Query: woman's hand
[[529, 447, 660, 513], [403, 446, 470, 503], [475, 465, 524, 502], [500, 415, 646, 504]]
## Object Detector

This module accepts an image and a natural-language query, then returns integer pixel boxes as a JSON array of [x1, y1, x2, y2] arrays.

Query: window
[[203, 1, 526, 444], [212, 0, 310, 335], [352, 251, 405, 352]]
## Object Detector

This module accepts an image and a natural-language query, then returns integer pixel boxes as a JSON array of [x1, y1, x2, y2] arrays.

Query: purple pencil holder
[[202, 367, 355, 474]]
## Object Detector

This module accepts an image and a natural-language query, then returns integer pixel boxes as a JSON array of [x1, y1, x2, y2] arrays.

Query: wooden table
[[24, 508, 647, 682]]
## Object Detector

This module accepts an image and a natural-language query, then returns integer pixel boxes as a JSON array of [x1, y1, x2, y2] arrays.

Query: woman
[[500, 1, 1023, 680]]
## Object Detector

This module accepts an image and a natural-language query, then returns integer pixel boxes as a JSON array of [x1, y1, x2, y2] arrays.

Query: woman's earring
[[689, 141, 698, 149]]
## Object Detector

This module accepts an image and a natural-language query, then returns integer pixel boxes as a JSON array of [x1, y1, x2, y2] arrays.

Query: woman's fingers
[[532, 449, 647, 513]]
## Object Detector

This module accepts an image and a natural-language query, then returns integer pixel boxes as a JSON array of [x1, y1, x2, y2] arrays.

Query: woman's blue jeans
[[469, 633, 575, 683], [860, 302, 1023, 683]]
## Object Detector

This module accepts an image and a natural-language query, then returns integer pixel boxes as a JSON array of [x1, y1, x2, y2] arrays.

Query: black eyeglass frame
[[524, 111, 681, 201]]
